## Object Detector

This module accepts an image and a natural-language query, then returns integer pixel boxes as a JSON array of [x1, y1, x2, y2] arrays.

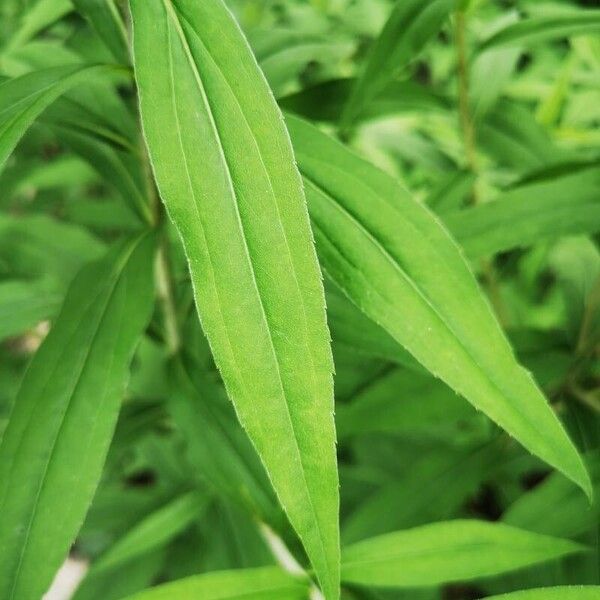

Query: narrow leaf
[[341, 520, 586, 588], [121, 567, 309, 600], [130, 1, 339, 597], [341, 0, 454, 128], [0, 233, 155, 600], [0, 65, 120, 172], [481, 10, 600, 51], [446, 165, 600, 258], [286, 114, 591, 498]]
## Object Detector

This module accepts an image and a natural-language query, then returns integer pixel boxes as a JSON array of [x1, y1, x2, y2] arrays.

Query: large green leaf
[[486, 588, 600, 600], [340, 0, 454, 129], [130, 1, 339, 598], [121, 567, 309, 600], [0, 233, 155, 600], [340, 520, 586, 588], [0, 65, 120, 172], [286, 114, 591, 498]]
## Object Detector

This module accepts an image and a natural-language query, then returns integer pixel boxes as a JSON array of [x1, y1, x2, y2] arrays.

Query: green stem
[[454, 8, 509, 326], [155, 240, 181, 355]]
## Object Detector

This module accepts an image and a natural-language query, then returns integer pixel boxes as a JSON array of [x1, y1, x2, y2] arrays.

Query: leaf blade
[[286, 114, 591, 499], [0, 233, 155, 600], [341, 520, 586, 588], [130, 1, 339, 597]]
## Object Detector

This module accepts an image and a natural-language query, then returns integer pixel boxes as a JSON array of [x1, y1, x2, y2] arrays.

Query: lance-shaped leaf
[[130, 1, 339, 598], [286, 114, 591, 498], [121, 567, 309, 600], [0, 65, 120, 172], [340, 0, 454, 129], [341, 520, 586, 588], [0, 233, 155, 600]]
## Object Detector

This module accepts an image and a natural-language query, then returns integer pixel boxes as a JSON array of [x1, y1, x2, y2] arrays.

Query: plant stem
[[138, 122, 181, 354], [455, 9, 478, 189], [257, 522, 325, 600], [454, 8, 509, 325], [155, 240, 181, 355]]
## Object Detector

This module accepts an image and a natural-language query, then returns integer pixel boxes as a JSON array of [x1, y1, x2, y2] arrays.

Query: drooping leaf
[[0, 64, 121, 172], [121, 567, 309, 600], [0, 233, 155, 600], [130, 1, 339, 597], [286, 114, 591, 498], [340, 0, 454, 129], [340, 520, 586, 588]]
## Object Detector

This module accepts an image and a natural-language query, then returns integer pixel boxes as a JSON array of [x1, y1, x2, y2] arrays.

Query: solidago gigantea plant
[[0, 0, 599, 599]]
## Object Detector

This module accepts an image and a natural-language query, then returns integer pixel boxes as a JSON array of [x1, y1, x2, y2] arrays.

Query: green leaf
[[336, 368, 480, 442], [0, 233, 155, 600], [130, 1, 339, 598], [169, 356, 280, 523], [2, 0, 72, 52], [0, 279, 62, 341], [480, 10, 600, 51], [340, 520, 586, 588], [485, 587, 600, 600], [446, 165, 600, 258], [0, 64, 121, 172], [121, 567, 309, 600], [56, 127, 153, 224], [72, 0, 129, 64], [341, 0, 454, 129], [341, 443, 498, 543], [286, 114, 591, 499], [503, 453, 600, 539], [84, 492, 204, 575]]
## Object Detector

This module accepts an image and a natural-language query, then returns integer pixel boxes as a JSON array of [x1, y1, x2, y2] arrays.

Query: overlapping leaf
[[286, 114, 591, 498], [130, 1, 339, 597], [0, 233, 155, 600], [341, 520, 586, 588]]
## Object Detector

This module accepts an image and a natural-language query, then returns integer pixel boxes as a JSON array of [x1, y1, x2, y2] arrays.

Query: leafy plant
[[0, 1, 599, 599]]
